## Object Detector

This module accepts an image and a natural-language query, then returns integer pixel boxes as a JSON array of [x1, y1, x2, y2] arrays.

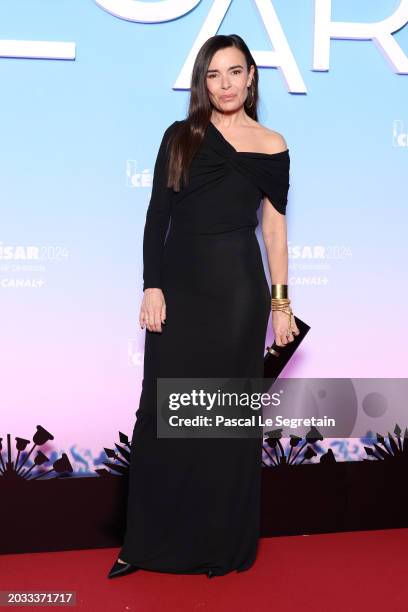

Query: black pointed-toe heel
[[107, 559, 140, 579]]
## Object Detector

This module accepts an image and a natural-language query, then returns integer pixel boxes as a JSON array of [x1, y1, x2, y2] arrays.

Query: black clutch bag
[[263, 315, 311, 380]]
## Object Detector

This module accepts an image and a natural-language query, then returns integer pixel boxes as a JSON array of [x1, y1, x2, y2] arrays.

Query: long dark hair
[[166, 34, 259, 192]]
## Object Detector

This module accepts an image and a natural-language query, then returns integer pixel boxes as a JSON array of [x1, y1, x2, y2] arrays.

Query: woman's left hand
[[272, 310, 300, 347]]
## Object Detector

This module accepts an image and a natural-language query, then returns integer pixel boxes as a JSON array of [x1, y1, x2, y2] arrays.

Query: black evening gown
[[119, 119, 290, 576]]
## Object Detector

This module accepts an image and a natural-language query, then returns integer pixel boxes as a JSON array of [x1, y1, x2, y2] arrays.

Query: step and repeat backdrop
[[1, 0, 407, 476]]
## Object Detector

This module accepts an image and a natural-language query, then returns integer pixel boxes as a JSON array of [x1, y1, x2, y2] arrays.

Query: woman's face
[[206, 46, 254, 113]]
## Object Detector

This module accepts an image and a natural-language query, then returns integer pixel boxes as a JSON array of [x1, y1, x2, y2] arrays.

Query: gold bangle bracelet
[[271, 284, 288, 300], [271, 302, 292, 312]]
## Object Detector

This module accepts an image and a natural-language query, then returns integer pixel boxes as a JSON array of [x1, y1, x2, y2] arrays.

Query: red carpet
[[1, 529, 407, 611]]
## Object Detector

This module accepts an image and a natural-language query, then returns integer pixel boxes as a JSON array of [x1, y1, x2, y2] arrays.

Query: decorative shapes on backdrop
[[262, 426, 328, 467], [363, 424, 408, 462], [95, 431, 131, 477], [0, 426, 73, 480]]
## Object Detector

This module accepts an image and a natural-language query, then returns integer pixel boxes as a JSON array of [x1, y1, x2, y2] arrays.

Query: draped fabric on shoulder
[[232, 151, 290, 215], [142, 120, 179, 290], [200, 120, 291, 217]]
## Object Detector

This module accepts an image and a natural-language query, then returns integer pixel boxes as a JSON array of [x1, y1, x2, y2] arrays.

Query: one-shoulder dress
[[119, 119, 290, 576]]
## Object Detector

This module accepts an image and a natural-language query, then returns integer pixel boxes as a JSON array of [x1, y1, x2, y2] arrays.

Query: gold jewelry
[[271, 284, 288, 299], [245, 81, 255, 109], [271, 298, 291, 310], [271, 299, 292, 316], [271, 296, 293, 337]]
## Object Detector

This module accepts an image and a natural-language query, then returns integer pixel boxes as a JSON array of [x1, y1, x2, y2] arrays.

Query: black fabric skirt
[[119, 226, 271, 575]]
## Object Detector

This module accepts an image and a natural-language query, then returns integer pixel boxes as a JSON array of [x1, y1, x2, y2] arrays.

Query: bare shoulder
[[252, 121, 288, 154], [261, 125, 288, 154]]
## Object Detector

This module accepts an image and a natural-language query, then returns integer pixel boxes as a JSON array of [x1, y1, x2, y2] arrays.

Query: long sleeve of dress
[[142, 121, 178, 291]]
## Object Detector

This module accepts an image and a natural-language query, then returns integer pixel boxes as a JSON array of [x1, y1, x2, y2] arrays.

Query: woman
[[108, 33, 299, 579]]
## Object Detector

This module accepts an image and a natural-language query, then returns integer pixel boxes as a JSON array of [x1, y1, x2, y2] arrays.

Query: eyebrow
[[206, 64, 244, 73]]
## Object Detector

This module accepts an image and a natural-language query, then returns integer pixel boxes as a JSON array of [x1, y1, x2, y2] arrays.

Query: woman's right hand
[[140, 288, 166, 333]]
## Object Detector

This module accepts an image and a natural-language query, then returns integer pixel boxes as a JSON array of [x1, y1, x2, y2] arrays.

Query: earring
[[246, 83, 255, 108]]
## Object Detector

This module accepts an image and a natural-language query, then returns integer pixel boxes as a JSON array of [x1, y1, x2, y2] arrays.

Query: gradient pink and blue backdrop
[[1, 0, 407, 473]]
